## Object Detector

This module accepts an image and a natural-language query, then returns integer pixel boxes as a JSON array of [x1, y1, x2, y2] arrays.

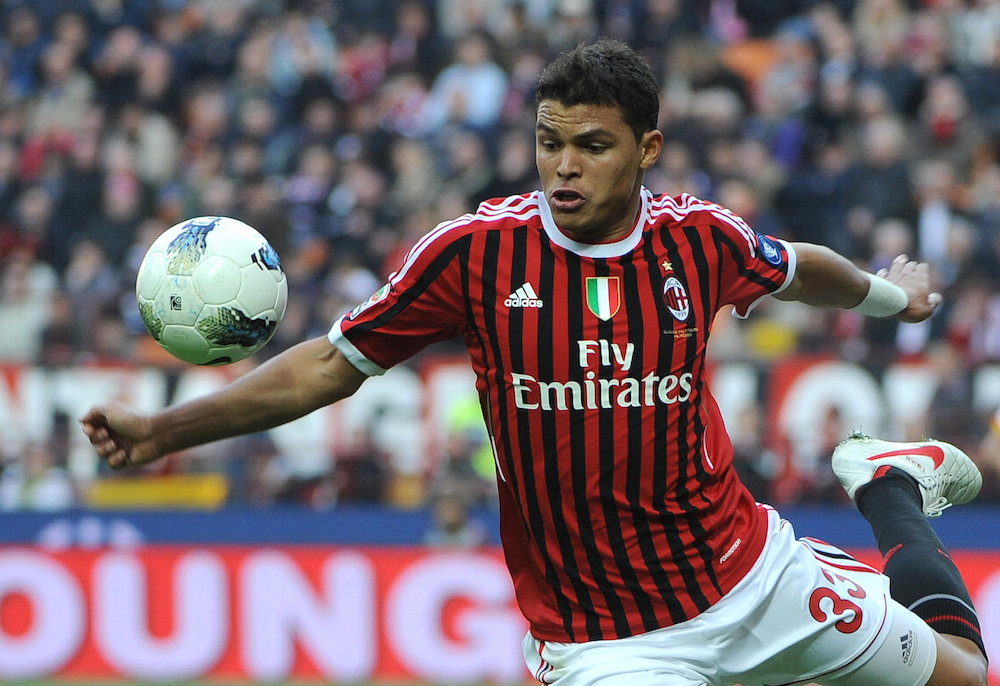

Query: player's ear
[[639, 129, 662, 170]]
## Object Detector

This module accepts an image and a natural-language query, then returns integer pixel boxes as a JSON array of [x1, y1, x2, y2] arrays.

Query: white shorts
[[523, 508, 937, 686]]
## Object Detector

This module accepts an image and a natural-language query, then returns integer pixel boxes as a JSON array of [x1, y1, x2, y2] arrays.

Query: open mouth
[[551, 189, 584, 210]]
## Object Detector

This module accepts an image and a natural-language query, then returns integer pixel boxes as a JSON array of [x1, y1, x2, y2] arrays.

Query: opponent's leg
[[832, 434, 988, 686]]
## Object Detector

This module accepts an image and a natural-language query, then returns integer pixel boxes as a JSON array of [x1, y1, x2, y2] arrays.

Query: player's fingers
[[108, 449, 130, 469], [885, 257, 904, 278], [80, 411, 115, 443], [79, 408, 107, 426]]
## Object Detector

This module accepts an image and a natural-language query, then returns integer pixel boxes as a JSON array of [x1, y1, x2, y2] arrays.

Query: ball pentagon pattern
[[135, 216, 287, 365]]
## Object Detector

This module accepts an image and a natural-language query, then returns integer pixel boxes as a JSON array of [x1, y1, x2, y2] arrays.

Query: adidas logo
[[900, 630, 914, 665], [504, 283, 543, 308]]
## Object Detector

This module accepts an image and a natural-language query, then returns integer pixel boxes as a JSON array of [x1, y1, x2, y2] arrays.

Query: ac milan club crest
[[663, 276, 690, 321]]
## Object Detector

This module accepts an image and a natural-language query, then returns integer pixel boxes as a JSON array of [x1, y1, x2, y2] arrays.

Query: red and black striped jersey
[[330, 189, 796, 642]]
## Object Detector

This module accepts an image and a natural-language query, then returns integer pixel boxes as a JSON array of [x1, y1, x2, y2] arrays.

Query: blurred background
[[0, 0, 1000, 684]]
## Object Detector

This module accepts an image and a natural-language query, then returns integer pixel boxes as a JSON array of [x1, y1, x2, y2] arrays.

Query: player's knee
[[930, 636, 988, 686], [954, 662, 988, 686], [966, 657, 988, 686], [958, 645, 988, 686], [928, 661, 987, 686]]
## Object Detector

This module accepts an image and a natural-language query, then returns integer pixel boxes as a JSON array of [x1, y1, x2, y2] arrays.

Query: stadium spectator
[[631, 0, 703, 54], [83, 169, 147, 265], [545, 0, 599, 53], [268, 9, 338, 101], [12, 185, 63, 268], [0, 247, 57, 363], [909, 73, 984, 176], [418, 31, 508, 135], [0, 440, 76, 511], [229, 32, 282, 116], [54, 134, 105, 243], [2, 5, 47, 100], [438, 126, 495, 205], [853, 0, 923, 117], [387, 0, 447, 81], [435, 0, 506, 41], [423, 488, 488, 547], [91, 26, 144, 114], [383, 136, 443, 219], [135, 43, 182, 120], [846, 115, 913, 228], [25, 41, 97, 138], [110, 102, 181, 185], [63, 238, 122, 355], [481, 129, 539, 199]]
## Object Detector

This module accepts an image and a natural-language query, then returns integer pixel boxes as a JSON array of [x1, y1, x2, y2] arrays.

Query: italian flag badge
[[586, 276, 621, 320]]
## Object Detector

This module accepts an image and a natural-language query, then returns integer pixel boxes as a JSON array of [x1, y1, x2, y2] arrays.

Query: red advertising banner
[[0, 546, 528, 683], [1, 545, 999, 684]]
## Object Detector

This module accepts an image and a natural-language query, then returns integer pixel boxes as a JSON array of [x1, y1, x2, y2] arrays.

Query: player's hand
[[877, 254, 942, 324], [80, 403, 160, 469]]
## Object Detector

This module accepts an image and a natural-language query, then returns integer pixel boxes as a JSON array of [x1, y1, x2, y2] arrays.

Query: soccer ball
[[136, 216, 288, 365]]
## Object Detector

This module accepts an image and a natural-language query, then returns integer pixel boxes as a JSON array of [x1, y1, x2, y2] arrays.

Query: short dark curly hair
[[535, 39, 660, 142]]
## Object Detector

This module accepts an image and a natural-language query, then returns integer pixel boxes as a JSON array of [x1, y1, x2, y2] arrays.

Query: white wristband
[[848, 273, 909, 317]]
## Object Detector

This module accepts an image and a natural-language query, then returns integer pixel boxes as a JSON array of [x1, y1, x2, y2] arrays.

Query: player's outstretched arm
[[773, 243, 942, 323], [80, 336, 368, 469]]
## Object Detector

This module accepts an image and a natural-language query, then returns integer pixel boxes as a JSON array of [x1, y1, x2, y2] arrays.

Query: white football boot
[[832, 432, 982, 518]]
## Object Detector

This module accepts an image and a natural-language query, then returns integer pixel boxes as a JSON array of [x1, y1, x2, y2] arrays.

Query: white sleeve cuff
[[327, 316, 387, 376], [732, 239, 798, 320]]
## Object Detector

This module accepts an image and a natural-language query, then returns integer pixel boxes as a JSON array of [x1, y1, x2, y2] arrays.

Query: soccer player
[[82, 40, 988, 686]]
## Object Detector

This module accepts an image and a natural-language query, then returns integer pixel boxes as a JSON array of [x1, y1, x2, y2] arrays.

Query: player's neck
[[554, 199, 641, 246]]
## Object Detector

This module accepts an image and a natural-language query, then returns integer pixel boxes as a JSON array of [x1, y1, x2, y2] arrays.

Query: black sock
[[856, 468, 986, 659]]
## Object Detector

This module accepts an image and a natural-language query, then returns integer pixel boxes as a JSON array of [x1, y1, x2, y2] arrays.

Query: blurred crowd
[[3, 0, 1000, 517]]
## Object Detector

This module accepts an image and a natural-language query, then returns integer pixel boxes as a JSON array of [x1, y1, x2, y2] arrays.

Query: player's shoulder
[[472, 192, 542, 229], [647, 192, 749, 229], [422, 193, 540, 242], [396, 193, 541, 266], [647, 191, 758, 245]]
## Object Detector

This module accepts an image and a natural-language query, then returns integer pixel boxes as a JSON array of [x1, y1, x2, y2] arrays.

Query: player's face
[[536, 100, 661, 243]]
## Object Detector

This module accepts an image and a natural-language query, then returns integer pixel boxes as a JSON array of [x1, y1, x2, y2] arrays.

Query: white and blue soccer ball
[[136, 216, 288, 365]]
